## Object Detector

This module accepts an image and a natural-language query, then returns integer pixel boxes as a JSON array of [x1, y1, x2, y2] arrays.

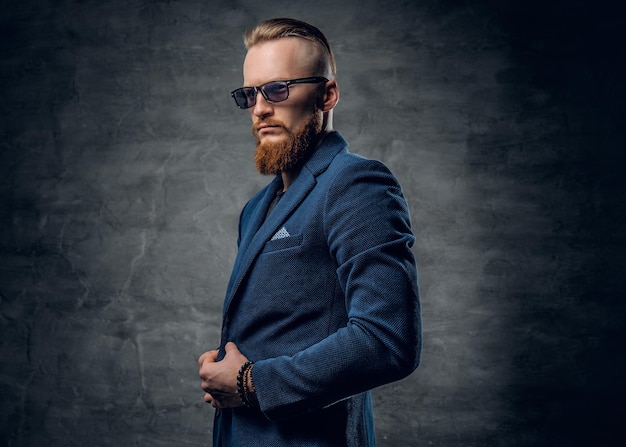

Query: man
[[198, 18, 421, 446]]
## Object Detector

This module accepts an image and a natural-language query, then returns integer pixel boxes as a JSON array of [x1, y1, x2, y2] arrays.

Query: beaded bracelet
[[236, 361, 255, 407], [247, 363, 256, 398], [243, 362, 255, 406]]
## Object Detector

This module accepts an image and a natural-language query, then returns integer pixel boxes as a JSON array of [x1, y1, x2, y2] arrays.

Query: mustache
[[251, 119, 287, 136]]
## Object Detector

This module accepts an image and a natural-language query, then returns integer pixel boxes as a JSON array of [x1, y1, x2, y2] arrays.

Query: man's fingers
[[205, 392, 228, 409], [198, 349, 219, 366], [204, 392, 220, 408]]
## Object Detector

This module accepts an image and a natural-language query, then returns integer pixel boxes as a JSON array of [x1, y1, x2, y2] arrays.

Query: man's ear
[[320, 79, 339, 112]]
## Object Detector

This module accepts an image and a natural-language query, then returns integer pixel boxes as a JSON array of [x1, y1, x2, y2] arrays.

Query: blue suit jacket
[[214, 131, 421, 446]]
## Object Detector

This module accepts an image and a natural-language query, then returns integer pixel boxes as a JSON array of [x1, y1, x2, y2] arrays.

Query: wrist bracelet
[[243, 362, 255, 406], [236, 361, 255, 407]]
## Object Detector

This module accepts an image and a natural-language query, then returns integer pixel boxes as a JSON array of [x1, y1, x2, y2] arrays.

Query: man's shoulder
[[312, 131, 391, 176], [326, 146, 394, 180]]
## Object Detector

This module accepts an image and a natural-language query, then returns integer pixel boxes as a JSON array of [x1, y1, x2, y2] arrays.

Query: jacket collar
[[302, 130, 348, 177]]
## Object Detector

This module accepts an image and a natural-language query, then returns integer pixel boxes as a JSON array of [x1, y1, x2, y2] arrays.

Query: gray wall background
[[1, 0, 624, 446]]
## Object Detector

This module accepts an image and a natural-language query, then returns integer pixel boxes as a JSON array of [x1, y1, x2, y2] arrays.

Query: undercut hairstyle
[[243, 17, 337, 79]]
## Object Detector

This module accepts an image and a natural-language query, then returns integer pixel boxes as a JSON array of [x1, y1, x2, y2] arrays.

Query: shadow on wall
[[465, 1, 626, 444]]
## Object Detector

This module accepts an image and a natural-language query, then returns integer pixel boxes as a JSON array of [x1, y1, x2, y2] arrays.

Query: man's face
[[243, 38, 325, 175]]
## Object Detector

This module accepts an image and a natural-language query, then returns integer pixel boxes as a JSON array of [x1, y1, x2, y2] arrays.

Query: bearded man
[[198, 17, 422, 447]]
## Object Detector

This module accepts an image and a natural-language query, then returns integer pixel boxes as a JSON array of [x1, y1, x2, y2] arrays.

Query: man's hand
[[198, 342, 249, 409]]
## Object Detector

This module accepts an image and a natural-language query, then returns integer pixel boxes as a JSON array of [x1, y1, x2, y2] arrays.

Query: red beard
[[253, 113, 322, 176]]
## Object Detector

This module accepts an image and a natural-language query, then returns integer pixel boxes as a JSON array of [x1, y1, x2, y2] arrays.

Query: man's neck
[[280, 171, 296, 192]]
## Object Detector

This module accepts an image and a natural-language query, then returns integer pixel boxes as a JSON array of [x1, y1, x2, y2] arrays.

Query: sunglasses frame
[[231, 76, 329, 109]]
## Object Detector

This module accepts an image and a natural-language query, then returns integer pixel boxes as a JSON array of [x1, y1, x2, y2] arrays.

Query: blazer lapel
[[236, 176, 282, 259], [223, 171, 316, 315], [223, 132, 348, 315]]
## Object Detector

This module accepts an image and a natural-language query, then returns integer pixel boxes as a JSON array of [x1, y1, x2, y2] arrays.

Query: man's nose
[[252, 90, 273, 116]]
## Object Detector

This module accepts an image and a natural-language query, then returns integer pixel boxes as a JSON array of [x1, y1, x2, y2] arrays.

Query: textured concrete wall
[[1, 0, 624, 446]]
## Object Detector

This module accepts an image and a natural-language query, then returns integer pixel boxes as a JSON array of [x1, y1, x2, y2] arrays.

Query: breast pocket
[[261, 234, 303, 254]]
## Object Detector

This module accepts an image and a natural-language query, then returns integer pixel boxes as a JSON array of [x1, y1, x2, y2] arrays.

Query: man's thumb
[[224, 341, 238, 354]]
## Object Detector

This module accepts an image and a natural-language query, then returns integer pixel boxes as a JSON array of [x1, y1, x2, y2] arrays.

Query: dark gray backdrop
[[1, 0, 624, 446]]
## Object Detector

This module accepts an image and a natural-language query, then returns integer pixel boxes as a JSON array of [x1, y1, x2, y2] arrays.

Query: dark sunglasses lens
[[233, 88, 256, 109], [263, 82, 289, 102]]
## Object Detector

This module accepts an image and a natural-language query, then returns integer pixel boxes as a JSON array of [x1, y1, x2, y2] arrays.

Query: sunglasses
[[230, 77, 329, 109]]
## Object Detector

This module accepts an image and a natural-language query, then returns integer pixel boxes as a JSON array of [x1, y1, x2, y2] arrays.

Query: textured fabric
[[214, 131, 422, 446]]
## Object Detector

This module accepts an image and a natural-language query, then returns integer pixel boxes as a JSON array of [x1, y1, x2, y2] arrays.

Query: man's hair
[[243, 18, 337, 78]]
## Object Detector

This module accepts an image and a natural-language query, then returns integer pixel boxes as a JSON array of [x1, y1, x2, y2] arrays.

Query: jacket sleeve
[[252, 158, 422, 421]]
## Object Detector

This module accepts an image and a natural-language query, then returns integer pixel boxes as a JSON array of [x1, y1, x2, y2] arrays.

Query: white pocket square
[[271, 227, 290, 241]]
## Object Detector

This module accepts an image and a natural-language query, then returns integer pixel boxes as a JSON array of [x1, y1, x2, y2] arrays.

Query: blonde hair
[[243, 18, 337, 79]]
